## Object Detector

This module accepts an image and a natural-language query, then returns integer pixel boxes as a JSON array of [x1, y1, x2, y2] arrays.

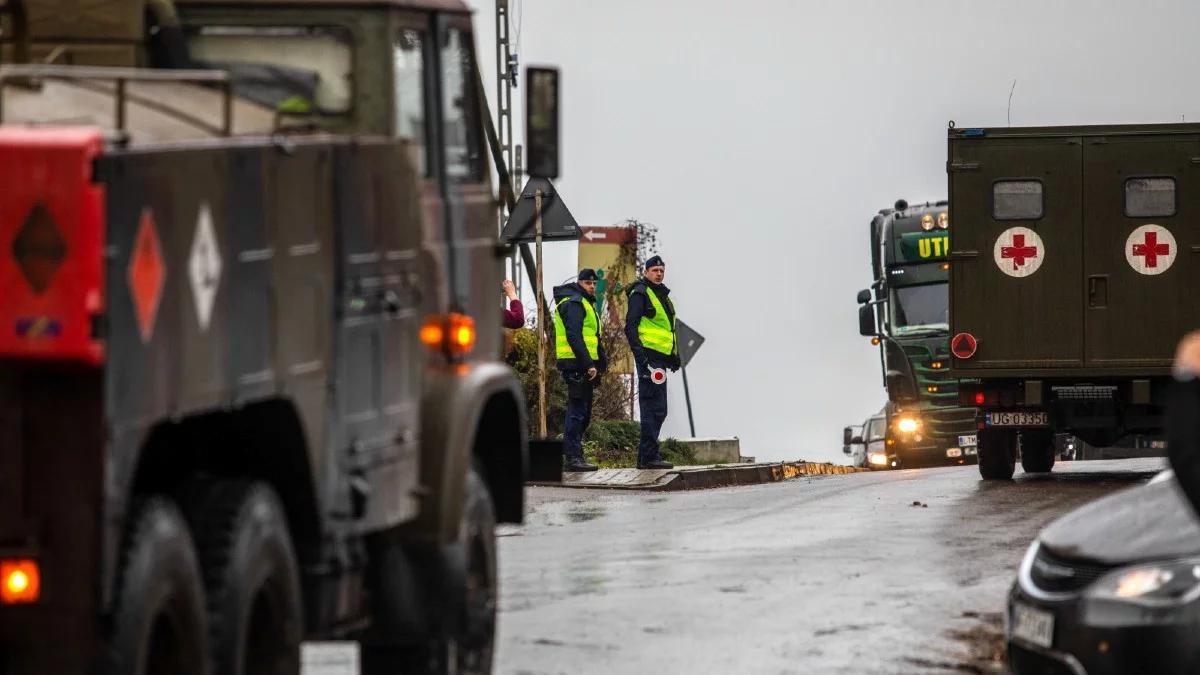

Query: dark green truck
[[857, 200, 978, 468], [947, 123, 1190, 479]]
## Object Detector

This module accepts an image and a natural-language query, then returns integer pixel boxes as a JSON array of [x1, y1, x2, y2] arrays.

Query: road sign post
[[535, 189, 547, 437], [675, 320, 706, 438], [681, 363, 695, 437]]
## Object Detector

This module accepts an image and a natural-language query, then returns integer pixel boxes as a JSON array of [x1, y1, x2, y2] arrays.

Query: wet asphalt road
[[494, 458, 1165, 675]]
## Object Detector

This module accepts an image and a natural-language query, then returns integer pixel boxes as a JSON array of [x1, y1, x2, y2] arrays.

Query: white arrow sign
[[583, 230, 606, 242]]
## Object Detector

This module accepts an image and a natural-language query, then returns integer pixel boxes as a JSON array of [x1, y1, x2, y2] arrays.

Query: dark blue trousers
[[638, 376, 669, 464], [563, 372, 594, 462]]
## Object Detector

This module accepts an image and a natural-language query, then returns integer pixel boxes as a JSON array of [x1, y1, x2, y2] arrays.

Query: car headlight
[[896, 417, 920, 433], [868, 452, 889, 466], [1087, 558, 1200, 607]]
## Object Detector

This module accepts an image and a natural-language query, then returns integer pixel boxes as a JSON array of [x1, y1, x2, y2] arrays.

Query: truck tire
[[360, 467, 497, 675], [188, 481, 303, 675], [1020, 431, 1056, 473], [104, 498, 209, 675], [450, 466, 498, 675], [978, 429, 1016, 480], [420, 467, 499, 675]]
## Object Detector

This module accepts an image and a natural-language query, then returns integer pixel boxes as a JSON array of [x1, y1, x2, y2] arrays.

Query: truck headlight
[[868, 452, 889, 466], [1086, 558, 1200, 606], [897, 417, 920, 433]]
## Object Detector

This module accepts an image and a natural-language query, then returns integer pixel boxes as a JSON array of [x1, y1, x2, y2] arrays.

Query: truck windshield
[[890, 282, 948, 336], [187, 25, 353, 113]]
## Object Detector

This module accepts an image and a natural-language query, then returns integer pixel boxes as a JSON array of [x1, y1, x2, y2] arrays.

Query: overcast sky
[[467, 0, 1200, 463]]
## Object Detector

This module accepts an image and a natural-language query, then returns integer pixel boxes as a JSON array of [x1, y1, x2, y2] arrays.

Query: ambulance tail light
[[0, 128, 106, 366], [961, 385, 1001, 408], [0, 559, 40, 604]]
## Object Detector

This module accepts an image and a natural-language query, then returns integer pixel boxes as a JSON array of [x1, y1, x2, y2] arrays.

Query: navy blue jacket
[[624, 279, 680, 376], [553, 283, 607, 373]]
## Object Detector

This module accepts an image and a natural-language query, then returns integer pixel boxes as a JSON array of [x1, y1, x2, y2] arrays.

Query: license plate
[[946, 447, 962, 458], [1012, 602, 1054, 649], [958, 434, 978, 447], [985, 412, 1049, 427]]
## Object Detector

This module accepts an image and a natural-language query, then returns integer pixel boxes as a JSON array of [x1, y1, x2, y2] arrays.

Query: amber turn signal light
[[421, 313, 476, 356], [420, 321, 444, 348], [1, 559, 40, 604]]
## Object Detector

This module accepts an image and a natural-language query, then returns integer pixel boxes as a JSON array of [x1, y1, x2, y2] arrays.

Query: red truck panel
[[0, 128, 105, 365]]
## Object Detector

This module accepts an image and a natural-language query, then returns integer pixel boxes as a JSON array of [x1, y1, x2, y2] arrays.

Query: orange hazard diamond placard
[[128, 208, 165, 343]]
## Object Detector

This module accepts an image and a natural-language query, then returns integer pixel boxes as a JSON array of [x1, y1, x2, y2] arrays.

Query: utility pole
[[495, 0, 520, 289]]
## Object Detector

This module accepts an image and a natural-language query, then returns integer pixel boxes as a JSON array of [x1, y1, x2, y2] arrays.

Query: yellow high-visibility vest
[[553, 296, 600, 360], [637, 287, 676, 356]]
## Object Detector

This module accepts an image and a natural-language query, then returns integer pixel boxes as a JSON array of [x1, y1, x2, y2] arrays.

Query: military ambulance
[[857, 200, 978, 468], [0, 1, 527, 672], [947, 122, 1190, 479]]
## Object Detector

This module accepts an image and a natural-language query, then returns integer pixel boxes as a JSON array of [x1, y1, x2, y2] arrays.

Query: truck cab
[[947, 122, 1192, 479], [857, 200, 978, 468]]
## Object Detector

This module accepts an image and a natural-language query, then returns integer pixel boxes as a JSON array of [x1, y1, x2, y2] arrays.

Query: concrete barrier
[[675, 437, 741, 464]]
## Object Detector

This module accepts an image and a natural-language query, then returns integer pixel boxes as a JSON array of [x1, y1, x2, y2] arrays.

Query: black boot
[[637, 459, 673, 470], [564, 457, 598, 472]]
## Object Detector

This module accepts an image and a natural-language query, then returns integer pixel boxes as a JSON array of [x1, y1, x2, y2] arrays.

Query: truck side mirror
[[526, 66, 560, 179], [856, 289, 872, 305], [843, 426, 854, 445], [858, 304, 877, 337]]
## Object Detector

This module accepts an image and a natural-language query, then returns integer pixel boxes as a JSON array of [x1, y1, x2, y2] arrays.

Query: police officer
[[553, 269, 606, 472], [625, 255, 679, 470]]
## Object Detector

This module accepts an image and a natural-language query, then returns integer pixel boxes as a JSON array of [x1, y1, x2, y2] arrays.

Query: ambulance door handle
[[1088, 275, 1108, 309]]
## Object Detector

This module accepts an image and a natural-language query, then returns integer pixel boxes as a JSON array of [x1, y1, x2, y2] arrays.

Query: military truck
[[0, 1, 528, 673], [947, 122, 1192, 479], [857, 200, 978, 468]]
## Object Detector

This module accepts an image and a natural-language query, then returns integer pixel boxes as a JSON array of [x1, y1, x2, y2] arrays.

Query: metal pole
[[514, 144, 524, 297], [115, 78, 126, 133], [535, 188, 547, 437], [681, 364, 696, 438], [221, 79, 233, 137]]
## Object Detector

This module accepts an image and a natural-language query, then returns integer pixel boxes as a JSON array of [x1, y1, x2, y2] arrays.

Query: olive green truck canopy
[[948, 123, 1199, 378]]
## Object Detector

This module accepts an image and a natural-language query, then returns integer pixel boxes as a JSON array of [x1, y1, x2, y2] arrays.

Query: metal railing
[[0, 64, 233, 137]]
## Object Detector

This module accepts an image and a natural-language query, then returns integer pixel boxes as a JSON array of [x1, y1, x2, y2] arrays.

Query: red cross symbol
[[1000, 234, 1039, 270], [1132, 231, 1171, 268]]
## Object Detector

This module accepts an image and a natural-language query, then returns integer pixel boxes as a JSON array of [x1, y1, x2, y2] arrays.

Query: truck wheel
[[445, 466, 498, 675], [978, 429, 1016, 480], [1020, 431, 1056, 473], [189, 481, 303, 675], [360, 467, 497, 675], [104, 498, 209, 675]]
